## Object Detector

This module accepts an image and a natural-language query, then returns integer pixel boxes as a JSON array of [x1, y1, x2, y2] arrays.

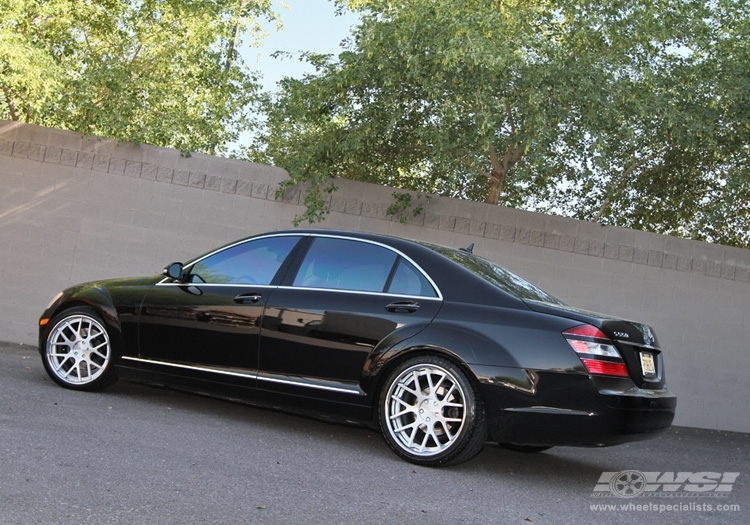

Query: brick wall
[[2, 120, 748, 433]]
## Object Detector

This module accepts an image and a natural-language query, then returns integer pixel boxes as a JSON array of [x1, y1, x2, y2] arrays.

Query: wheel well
[[45, 301, 124, 353], [371, 347, 484, 413], [41, 301, 92, 347], [50, 300, 91, 320]]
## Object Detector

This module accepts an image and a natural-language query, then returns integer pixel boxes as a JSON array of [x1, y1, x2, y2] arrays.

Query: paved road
[[1, 341, 747, 524]]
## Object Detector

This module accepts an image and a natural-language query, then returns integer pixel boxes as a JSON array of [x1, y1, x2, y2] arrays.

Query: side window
[[387, 258, 438, 297], [189, 236, 300, 284], [293, 237, 397, 292]]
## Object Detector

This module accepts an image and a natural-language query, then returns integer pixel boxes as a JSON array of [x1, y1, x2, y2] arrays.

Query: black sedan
[[38, 229, 676, 466]]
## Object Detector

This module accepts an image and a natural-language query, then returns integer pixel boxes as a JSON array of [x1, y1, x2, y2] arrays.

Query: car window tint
[[423, 242, 564, 304], [293, 237, 397, 292], [190, 236, 299, 284], [387, 258, 437, 297]]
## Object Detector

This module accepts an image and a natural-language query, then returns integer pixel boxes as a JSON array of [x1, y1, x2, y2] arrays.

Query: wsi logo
[[592, 471, 740, 498]]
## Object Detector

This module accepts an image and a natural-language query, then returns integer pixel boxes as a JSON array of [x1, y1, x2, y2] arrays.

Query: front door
[[136, 234, 302, 389]]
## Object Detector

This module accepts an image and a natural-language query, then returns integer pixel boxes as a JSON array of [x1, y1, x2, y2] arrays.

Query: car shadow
[[23, 356, 750, 488], [90, 377, 663, 479]]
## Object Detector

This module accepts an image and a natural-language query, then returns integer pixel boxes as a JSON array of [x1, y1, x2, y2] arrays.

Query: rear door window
[[386, 258, 437, 297], [292, 237, 397, 292]]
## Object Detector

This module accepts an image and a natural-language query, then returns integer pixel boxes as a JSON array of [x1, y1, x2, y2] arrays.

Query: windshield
[[424, 243, 565, 305]]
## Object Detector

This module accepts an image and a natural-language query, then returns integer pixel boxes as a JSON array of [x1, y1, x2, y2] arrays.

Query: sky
[[243, 0, 360, 92]]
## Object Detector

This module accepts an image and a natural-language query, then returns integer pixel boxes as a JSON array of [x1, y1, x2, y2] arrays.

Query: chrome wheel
[[44, 311, 113, 387], [384, 362, 468, 458]]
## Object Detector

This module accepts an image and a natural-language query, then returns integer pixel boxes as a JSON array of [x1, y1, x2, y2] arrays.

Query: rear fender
[[360, 322, 518, 399]]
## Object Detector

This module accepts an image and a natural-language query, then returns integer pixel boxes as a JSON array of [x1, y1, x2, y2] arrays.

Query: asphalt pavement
[[1, 341, 747, 524]]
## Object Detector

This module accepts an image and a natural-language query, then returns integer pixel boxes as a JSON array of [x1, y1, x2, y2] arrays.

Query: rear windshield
[[425, 244, 565, 305]]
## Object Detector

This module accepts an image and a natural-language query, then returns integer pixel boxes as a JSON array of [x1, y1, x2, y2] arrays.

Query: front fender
[[38, 283, 120, 350], [38, 277, 154, 357]]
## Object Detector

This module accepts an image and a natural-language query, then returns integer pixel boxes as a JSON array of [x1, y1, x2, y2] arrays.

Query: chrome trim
[[503, 406, 595, 416], [121, 356, 255, 379], [615, 340, 660, 351], [273, 285, 442, 300], [121, 356, 365, 395], [155, 282, 277, 288], [257, 372, 364, 395], [155, 280, 441, 301], [157, 231, 444, 299]]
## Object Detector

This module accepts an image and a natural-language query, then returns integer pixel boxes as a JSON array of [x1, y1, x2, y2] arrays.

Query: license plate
[[640, 352, 656, 377]]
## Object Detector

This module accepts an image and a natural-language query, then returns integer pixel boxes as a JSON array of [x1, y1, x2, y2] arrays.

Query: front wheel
[[42, 307, 118, 391], [379, 355, 486, 467]]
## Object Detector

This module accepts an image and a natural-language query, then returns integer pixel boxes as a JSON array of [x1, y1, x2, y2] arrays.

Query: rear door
[[257, 235, 442, 403]]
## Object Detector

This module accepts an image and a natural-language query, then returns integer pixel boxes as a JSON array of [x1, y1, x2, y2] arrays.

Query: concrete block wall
[[2, 120, 748, 433]]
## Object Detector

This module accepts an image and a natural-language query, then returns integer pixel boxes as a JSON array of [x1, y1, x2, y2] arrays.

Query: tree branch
[[129, 43, 143, 67], [225, 0, 250, 73], [593, 145, 671, 222]]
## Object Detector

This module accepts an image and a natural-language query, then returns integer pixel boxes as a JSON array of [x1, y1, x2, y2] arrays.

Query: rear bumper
[[475, 367, 676, 447]]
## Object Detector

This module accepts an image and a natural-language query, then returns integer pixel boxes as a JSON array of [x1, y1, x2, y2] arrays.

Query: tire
[[42, 306, 118, 391], [501, 444, 553, 453], [379, 355, 486, 467]]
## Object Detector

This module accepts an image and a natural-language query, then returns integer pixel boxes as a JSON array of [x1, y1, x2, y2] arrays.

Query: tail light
[[562, 324, 629, 378]]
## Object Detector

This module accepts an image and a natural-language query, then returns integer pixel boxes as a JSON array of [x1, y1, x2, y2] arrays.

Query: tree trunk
[[485, 143, 524, 205], [2, 86, 19, 121]]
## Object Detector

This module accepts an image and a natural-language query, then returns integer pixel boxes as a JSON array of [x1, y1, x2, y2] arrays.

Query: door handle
[[234, 293, 262, 304], [385, 301, 420, 313]]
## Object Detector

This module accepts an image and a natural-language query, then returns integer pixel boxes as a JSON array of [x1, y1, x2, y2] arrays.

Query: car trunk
[[524, 300, 667, 389]]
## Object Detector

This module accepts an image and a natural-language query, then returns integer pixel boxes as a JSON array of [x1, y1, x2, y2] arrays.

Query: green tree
[[252, 0, 750, 247], [0, 0, 278, 155]]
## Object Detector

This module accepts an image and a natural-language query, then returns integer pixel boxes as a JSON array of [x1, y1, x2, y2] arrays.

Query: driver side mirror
[[163, 262, 185, 282]]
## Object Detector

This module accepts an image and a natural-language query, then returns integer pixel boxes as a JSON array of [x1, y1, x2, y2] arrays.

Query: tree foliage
[[252, 0, 750, 247], [0, 0, 278, 155]]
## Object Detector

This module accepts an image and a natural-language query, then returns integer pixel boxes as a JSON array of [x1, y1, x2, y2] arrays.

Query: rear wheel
[[42, 307, 118, 391], [379, 355, 486, 467]]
